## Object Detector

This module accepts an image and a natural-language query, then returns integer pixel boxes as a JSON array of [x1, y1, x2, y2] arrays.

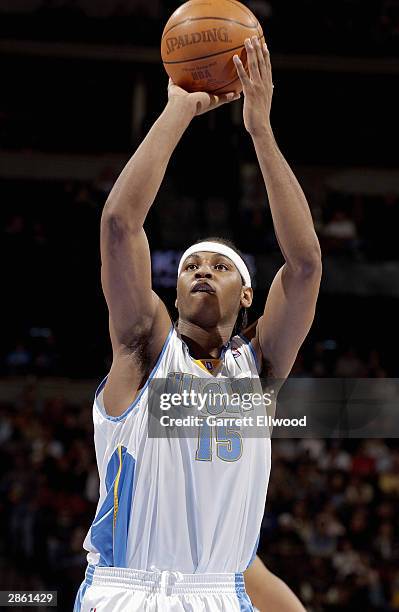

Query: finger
[[245, 37, 260, 82], [262, 41, 272, 76], [233, 54, 250, 90], [195, 93, 217, 115], [253, 36, 266, 80], [223, 91, 240, 101], [210, 94, 219, 108], [261, 41, 274, 93], [196, 91, 240, 115], [210, 92, 240, 110], [194, 91, 213, 109], [217, 92, 241, 106]]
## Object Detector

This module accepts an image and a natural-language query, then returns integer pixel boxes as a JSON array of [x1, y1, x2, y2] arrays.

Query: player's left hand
[[233, 36, 274, 137]]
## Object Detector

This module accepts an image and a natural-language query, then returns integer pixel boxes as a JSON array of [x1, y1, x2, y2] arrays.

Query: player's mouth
[[191, 281, 216, 294]]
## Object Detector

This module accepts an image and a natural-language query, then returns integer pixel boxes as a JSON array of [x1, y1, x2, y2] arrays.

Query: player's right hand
[[167, 78, 241, 117]]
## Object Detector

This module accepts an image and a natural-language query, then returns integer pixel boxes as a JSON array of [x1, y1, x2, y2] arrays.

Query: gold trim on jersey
[[113, 444, 122, 529]]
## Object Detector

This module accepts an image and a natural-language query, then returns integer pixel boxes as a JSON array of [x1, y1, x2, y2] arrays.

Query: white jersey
[[82, 325, 271, 574]]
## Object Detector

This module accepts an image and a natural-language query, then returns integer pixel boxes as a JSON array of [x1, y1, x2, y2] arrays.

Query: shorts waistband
[[85, 565, 245, 595]]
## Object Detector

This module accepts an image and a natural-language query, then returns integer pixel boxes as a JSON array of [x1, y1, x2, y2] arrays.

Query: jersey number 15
[[196, 421, 242, 462]]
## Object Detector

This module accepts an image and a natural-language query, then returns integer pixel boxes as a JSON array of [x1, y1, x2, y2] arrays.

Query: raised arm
[[101, 82, 240, 416], [234, 38, 322, 379]]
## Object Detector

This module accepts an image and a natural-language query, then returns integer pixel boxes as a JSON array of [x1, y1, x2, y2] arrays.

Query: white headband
[[177, 241, 251, 287]]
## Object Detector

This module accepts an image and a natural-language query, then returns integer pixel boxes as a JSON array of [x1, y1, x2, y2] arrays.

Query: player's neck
[[177, 320, 232, 359]]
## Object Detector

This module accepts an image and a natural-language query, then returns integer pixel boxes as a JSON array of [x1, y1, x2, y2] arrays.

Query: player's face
[[176, 251, 252, 329]]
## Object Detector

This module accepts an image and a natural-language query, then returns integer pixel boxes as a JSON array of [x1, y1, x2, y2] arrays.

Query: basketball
[[161, 0, 264, 94]]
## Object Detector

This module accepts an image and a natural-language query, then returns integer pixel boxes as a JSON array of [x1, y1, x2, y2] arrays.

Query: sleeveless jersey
[[82, 325, 272, 573]]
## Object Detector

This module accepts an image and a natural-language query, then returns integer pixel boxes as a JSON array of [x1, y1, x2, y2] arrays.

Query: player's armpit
[[103, 303, 172, 418], [244, 556, 306, 612]]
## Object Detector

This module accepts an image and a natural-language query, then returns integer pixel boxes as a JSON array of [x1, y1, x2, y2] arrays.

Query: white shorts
[[74, 565, 254, 611]]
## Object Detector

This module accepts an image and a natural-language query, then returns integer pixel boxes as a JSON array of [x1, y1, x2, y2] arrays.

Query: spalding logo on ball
[[161, 0, 264, 94]]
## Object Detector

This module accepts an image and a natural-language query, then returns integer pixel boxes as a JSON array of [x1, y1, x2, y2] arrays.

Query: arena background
[[1, 1, 399, 610]]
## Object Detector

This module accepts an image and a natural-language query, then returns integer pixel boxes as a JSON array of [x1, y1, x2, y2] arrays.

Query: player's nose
[[194, 264, 213, 278]]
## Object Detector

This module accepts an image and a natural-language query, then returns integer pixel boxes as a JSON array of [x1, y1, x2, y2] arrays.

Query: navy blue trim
[[239, 334, 261, 373], [95, 325, 174, 422]]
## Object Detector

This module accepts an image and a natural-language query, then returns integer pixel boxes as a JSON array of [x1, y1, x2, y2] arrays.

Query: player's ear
[[175, 298, 178, 309], [241, 287, 253, 309]]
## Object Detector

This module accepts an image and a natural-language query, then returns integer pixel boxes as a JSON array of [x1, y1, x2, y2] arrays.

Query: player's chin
[[185, 303, 221, 324]]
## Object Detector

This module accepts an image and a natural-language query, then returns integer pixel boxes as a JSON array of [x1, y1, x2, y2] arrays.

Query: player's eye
[[215, 263, 228, 271], [186, 263, 198, 270]]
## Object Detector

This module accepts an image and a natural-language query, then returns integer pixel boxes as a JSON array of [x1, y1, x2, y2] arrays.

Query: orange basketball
[[161, 0, 264, 94]]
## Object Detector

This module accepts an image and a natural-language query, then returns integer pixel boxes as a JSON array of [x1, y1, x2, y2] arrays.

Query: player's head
[[176, 237, 253, 336]]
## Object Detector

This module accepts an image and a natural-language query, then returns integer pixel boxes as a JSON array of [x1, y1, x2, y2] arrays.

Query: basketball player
[[74, 36, 321, 611]]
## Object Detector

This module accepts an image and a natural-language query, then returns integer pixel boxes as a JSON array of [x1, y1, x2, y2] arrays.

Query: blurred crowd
[[0, 0, 398, 54], [1, 382, 399, 611], [263, 437, 399, 611], [2, 174, 399, 263], [238, 166, 399, 260], [0, 385, 95, 608]]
